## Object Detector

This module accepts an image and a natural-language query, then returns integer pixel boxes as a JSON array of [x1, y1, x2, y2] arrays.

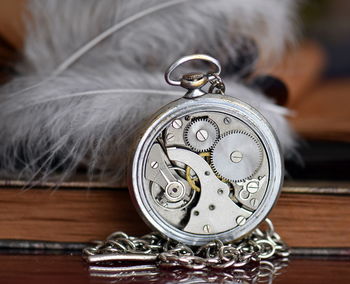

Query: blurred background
[[285, 0, 350, 180], [0, 0, 349, 182]]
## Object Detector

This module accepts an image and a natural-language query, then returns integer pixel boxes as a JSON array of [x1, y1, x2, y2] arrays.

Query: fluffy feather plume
[[0, 0, 298, 183]]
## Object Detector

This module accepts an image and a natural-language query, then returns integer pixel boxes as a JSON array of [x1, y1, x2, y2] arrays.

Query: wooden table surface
[[0, 254, 349, 284]]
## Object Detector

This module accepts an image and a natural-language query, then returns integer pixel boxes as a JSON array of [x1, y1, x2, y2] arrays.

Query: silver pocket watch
[[129, 54, 284, 246]]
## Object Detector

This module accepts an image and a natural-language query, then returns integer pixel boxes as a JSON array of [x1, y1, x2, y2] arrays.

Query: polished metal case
[[129, 93, 284, 246]]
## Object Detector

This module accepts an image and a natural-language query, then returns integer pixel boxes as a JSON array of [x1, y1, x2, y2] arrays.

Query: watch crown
[[180, 72, 208, 91]]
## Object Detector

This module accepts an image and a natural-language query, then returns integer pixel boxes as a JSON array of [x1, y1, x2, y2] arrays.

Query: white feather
[[0, 0, 298, 183]]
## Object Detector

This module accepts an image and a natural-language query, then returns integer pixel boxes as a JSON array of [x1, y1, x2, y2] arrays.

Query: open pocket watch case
[[128, 55, 283, 246]]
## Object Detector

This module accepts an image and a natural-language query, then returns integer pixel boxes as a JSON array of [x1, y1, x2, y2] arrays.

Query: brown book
[[0, 180, 349, 249]]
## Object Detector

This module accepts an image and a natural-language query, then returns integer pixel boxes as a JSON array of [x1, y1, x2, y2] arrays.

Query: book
[[0, 180, 349, 249]]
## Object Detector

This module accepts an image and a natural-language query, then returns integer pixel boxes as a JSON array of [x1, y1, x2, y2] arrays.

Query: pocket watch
[[128, 54, 284, 246]]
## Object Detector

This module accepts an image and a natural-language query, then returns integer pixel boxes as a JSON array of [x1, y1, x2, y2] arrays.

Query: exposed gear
[[183, 118, 219, 152], [211, 130, 263, 182], [150, 167, 196, 210]]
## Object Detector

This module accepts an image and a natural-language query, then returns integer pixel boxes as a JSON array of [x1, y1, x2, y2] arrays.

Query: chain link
[[207, 73, 226, 95], [83, 218, 289, 277]]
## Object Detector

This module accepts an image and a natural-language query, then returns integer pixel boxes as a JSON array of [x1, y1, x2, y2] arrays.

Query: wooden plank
[[0, 187, 349, 247], [270, 193, 350, 247], [0, 188, 149, 242]]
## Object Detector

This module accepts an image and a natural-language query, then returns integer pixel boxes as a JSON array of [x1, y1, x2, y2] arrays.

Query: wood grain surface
[[0, 254, 349, 284], [0, 187, 349, 248]]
